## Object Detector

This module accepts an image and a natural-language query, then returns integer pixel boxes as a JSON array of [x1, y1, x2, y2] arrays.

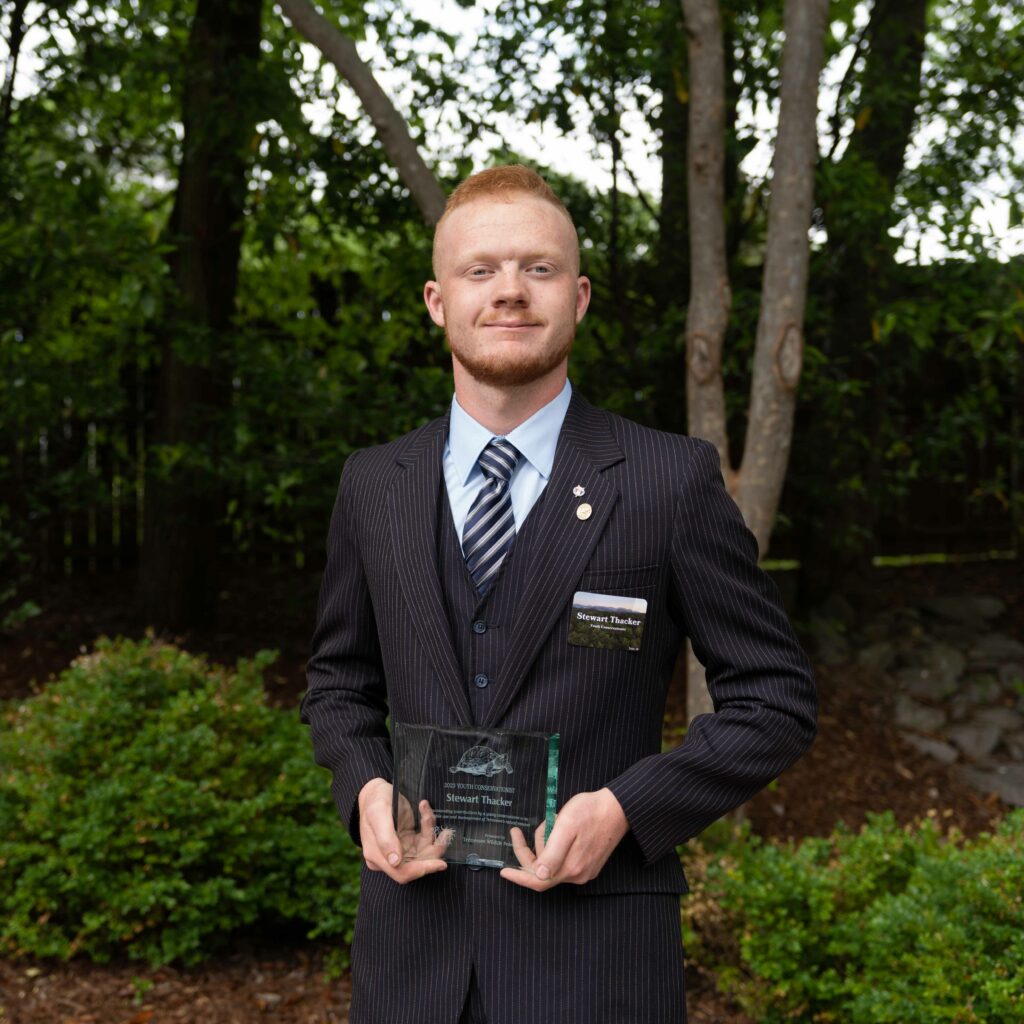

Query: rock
[[1003, 731, 1024, 760], [809, 615, 850, 666], [862, 611, 897, 644], [858, 641, 897, 673], [894, 695, 946, 733], [972, 706, 1024, 732], [922, 642, 966, 676], [900, 731, 959, 764], [897, 642, 965, 694], [998, 662, 1024, 691], [924, 594, 1005, 625], [947, 721, 1002, 760], [959, 674, 1002, 705], [956, 763, 1024, 807], [973, 595, 1007, 620], [929, 621, 980, 649], [255, 992, 283, 1010], [949, 696, 973, 723], [897, 666, 959, 700], [970, 632, 1024, 663]]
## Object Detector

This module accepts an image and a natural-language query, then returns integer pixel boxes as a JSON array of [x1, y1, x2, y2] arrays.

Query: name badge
[[568, 591, 648, 652]]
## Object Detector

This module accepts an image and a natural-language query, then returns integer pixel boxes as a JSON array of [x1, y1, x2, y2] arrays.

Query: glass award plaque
[[391, 722, 559, 869]]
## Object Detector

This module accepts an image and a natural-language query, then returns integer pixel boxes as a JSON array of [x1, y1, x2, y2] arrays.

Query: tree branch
[[826, 14, 872, 161], [621, 161, 658, 221], [276, 0, 446, 225]]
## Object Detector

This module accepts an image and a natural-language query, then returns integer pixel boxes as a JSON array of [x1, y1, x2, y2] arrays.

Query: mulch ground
[[0, 557, 1019, 1023]]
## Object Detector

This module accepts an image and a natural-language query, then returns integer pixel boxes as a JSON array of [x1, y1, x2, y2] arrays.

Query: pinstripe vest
[[437, 480, 550, 718]]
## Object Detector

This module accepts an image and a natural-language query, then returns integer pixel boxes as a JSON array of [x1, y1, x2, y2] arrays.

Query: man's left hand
[[499, 787, 628, 891]]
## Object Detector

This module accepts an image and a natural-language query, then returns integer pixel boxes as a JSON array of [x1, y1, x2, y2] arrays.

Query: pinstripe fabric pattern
[[302, 391, 817, 1023]]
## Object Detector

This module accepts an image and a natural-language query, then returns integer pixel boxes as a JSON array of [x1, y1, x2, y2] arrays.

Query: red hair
[[442, 164, 568, 216], [432, 164, 578, 274]]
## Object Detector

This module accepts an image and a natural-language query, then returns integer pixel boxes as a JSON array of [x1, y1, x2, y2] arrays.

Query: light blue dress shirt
[[443, 379, 572, 553]]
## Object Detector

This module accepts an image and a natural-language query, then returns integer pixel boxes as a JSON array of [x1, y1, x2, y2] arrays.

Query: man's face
[[424, 195, 591, 388]]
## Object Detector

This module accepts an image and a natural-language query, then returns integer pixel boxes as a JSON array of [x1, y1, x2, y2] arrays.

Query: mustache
[[479, 315, 546, 327]]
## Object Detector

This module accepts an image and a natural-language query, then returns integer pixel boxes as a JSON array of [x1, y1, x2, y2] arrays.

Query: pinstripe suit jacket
[[302, 391, 817, 1019]]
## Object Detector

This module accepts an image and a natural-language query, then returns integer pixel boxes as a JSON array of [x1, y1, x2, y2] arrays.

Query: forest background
[[1, 0, 1021, 634], [0, 0, 1023, 1020]]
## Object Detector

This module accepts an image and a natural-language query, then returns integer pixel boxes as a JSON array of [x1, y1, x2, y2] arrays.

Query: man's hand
[[358, 778, 451, 883], [499, 787, 628, 891]]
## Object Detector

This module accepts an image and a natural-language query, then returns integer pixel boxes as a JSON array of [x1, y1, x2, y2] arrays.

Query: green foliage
[[683, 812, 1024, 1023], [0, 636, 361, 966], [2, 0, 1019, 582]]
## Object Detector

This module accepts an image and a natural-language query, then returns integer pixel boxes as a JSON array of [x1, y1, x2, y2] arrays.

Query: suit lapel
[[388, 417, 473, 726], [481, 394, 624, 728]]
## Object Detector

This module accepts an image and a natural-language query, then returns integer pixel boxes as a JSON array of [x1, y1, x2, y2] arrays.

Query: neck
[[453, 365, 567, 435]]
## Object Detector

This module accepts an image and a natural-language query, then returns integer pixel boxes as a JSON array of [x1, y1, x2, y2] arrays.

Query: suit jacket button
[[474, 673, 489, 689], [472, 619, 487, 635]]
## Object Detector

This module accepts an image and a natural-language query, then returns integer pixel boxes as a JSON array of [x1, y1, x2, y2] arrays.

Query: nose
[[492, 265, 528, 306]]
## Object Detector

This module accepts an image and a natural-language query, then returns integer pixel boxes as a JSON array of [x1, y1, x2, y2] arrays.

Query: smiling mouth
[[483, 321, 542, 329]]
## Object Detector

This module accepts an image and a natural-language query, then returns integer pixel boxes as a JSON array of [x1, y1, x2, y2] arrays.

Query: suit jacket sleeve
[[301, 449, 393, 845], [606, 438, 817, 863]]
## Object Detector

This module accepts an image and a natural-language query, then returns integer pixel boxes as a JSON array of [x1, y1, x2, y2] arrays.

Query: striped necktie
[[463, 438, 521, 593]]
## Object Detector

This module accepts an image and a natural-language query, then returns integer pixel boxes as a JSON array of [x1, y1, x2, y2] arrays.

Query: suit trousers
[[458, 969, 487, 1024], [351, 867, 687, 1024]]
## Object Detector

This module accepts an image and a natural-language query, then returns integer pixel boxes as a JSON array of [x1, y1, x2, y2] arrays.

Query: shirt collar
[[447, 379, 572, 485]]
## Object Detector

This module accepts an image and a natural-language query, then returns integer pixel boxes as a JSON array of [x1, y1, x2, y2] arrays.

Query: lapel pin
[[576, 502, 593, 521], [572, 485, 586, 497]]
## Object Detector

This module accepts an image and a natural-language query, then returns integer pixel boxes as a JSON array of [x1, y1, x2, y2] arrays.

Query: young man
[[302, 165, 816, 1024]]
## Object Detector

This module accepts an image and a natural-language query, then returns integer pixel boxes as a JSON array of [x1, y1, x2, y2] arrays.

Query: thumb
[[368, 803, 403, 867]]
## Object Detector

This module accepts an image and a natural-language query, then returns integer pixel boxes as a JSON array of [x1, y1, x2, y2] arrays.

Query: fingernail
[[388, 852, 401, 866], [537, 865, 550, 880]]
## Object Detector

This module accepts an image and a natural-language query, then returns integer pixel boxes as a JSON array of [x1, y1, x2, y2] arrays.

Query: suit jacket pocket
[[578, 563, 660, 593]]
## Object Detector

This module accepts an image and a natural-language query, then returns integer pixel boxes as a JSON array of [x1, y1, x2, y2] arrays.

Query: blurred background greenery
[[1, 0, 1020, 635]]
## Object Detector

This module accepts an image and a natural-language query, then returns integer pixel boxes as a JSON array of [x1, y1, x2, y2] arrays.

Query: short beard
[[447, 328, 574, 388]]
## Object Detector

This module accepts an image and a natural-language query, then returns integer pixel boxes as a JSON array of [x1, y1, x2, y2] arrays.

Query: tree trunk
[[680, 0, 732, 477], [0, 0, 29, 167], [799, 0, 928, 603], [656, 3, 689, 319], [140, 0, 262, 632], [680, 0, 827, 720], [277, 0, 446, 225], [736, 0, 828, 552]]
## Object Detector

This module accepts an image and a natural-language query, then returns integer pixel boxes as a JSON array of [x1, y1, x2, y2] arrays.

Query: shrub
[[0, 636, 362, 966], [683, 811, 1024, 1023]]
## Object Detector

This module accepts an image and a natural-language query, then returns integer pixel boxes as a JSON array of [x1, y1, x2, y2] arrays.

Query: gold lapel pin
[[576, 503, 593, 521]]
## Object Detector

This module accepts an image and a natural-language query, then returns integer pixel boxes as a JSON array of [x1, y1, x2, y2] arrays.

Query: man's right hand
[[357, 778, 451, 883]]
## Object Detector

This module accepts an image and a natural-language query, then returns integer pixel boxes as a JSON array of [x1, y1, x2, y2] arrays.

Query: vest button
[[472, 619, 487, 635], [473, 673, 489, 689]]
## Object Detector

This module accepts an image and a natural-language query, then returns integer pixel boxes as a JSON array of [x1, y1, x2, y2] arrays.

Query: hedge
[[0, 636, 362, 966]]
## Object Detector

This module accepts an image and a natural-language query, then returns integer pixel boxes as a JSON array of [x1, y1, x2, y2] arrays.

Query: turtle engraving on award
[[392, 722, 559, 869], [449, 746, 513, 778]]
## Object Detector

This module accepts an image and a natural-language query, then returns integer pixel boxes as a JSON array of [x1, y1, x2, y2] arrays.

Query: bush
[[683, 811, 1024, 1023], [0, 636, 362, 966]]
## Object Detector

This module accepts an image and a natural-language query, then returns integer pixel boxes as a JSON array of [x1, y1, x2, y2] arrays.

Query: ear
[[424, 280, 446, 327], [575, 275, 592, 324]]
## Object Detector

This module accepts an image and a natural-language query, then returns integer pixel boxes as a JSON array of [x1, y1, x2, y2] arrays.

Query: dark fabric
[[438, 478, 548, 714], [304, 391, 817, 1024], [458, 968, 488, 1024], [352, 869, 686, 1024]]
